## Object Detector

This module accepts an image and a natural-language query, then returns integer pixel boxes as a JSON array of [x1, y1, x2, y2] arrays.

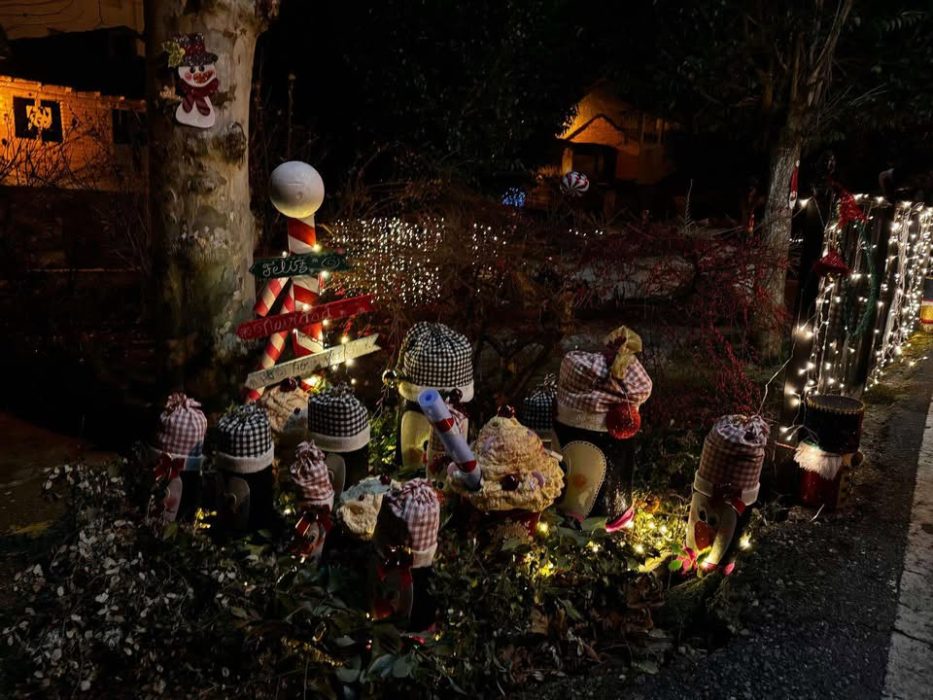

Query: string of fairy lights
[[866, 203, 933, 387], [780, 195, 932, 436], [326, 217, 507, 307]]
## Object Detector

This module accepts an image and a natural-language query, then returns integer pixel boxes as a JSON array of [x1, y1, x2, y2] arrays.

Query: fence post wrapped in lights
[[781, 195, 933, 439]]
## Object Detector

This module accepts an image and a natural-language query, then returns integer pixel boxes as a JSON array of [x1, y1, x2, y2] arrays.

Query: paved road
[[883, 390, 933, 699], [542, 340, 933, 700]]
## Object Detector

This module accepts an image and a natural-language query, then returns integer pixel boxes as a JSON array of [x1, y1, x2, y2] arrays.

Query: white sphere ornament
[[269, 161, 325, 218]]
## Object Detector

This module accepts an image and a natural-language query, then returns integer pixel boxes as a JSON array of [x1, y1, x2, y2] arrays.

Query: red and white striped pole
[[245, 281, 296, 402], [287, 216, 325, 381], [245, 162, 327, 399], [254, 277, 286, 318]]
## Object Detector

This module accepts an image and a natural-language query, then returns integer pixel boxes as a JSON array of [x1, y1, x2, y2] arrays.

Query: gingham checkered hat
[[215, 404, 274, 474], [520, 374, 557, 433], [149, 393, 207, 469], [308, 384, 370, 453], [289, 441, 335, 509], [397, 322, 474, 402], [555, 351, 652, 432], [374, 478, 440, 568], [695, 414, 769, 505]]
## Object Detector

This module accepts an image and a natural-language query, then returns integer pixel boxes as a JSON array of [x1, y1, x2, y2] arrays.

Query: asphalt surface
[[541, 338, 933, 700]]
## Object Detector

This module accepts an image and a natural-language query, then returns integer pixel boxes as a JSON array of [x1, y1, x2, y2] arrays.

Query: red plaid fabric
[[289, 441, 334, 507], [698, 415, 769, 492], [557, 350, 652, 414], [376, 478, 440, 560], [154, 393, 207, 457]]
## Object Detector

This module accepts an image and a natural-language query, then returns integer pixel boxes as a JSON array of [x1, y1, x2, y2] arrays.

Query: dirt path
[[0, 411, 115, 534]]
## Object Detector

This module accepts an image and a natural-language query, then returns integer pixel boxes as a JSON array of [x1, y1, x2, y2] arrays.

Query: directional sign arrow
[[245, 334, 381, 389], [236, 294, 375, 341], [249, 251, 350, 280]]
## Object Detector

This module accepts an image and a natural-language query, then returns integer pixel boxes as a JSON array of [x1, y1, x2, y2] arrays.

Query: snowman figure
[[166, 33, 219, 129]]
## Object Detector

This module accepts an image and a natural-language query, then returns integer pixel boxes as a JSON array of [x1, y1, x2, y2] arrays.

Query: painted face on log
[[687, 490, 744, 573], [400, 410, 433, 469]]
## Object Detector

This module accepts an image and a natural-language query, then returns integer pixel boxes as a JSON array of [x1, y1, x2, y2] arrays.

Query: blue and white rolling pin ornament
[[417, 389, 481, 491]]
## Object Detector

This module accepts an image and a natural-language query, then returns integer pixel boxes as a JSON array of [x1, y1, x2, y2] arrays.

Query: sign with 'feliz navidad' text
[[236, 294, 375, 341], [249, 251, 350, 280]]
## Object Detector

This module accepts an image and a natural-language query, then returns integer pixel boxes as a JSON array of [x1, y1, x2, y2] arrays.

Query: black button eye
[[698, 508, 707, 522], [708, 515, 719, 527], [198, 65, 204, 72]]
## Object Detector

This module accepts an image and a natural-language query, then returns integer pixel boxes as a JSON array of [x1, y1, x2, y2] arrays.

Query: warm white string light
[[780, 196, 932, 434], [867, 202, 932, 388]]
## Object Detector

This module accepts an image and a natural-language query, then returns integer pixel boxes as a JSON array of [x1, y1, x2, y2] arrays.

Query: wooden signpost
[[236, 294, 375, 340], [245, 334, 381, 389], [249, 251, 349, 280]]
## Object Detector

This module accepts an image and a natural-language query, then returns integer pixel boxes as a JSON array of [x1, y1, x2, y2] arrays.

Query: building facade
[[0, 75, 146, 191]]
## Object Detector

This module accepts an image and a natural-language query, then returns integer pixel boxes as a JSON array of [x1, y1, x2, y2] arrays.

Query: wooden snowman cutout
[[165, 34, 219, 129], [371, 479, 440, 627], [795, 395, 864, 511]]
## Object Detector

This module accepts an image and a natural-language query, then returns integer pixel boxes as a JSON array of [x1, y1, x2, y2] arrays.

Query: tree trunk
[[755, 122, 802, 359], [144, 0, 270, 405]]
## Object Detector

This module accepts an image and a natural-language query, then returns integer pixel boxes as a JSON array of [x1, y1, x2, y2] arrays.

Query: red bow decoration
[[834, 184, 867, 229], [813, 248, 850, 277], [179, 78, 219, 116], [376, 546, 414, 587], [154, 453, 185, 482]]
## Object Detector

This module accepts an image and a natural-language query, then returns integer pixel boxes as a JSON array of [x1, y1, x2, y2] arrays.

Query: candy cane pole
[[244, 282, 296, 402], [254, 277, 286, 317], [287, 216, 324, 359], [267, 161, 327, 392], [418, 389, 481, 491]]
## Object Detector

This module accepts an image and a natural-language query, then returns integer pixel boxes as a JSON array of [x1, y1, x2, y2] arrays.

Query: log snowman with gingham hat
[[387, 322, 475, 471], [307, 384, 371, 495], [554, 326, 652, 530], [685, 414, 768, 575], [213, 404, 276, 534], [146, 393, 207, 523]]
